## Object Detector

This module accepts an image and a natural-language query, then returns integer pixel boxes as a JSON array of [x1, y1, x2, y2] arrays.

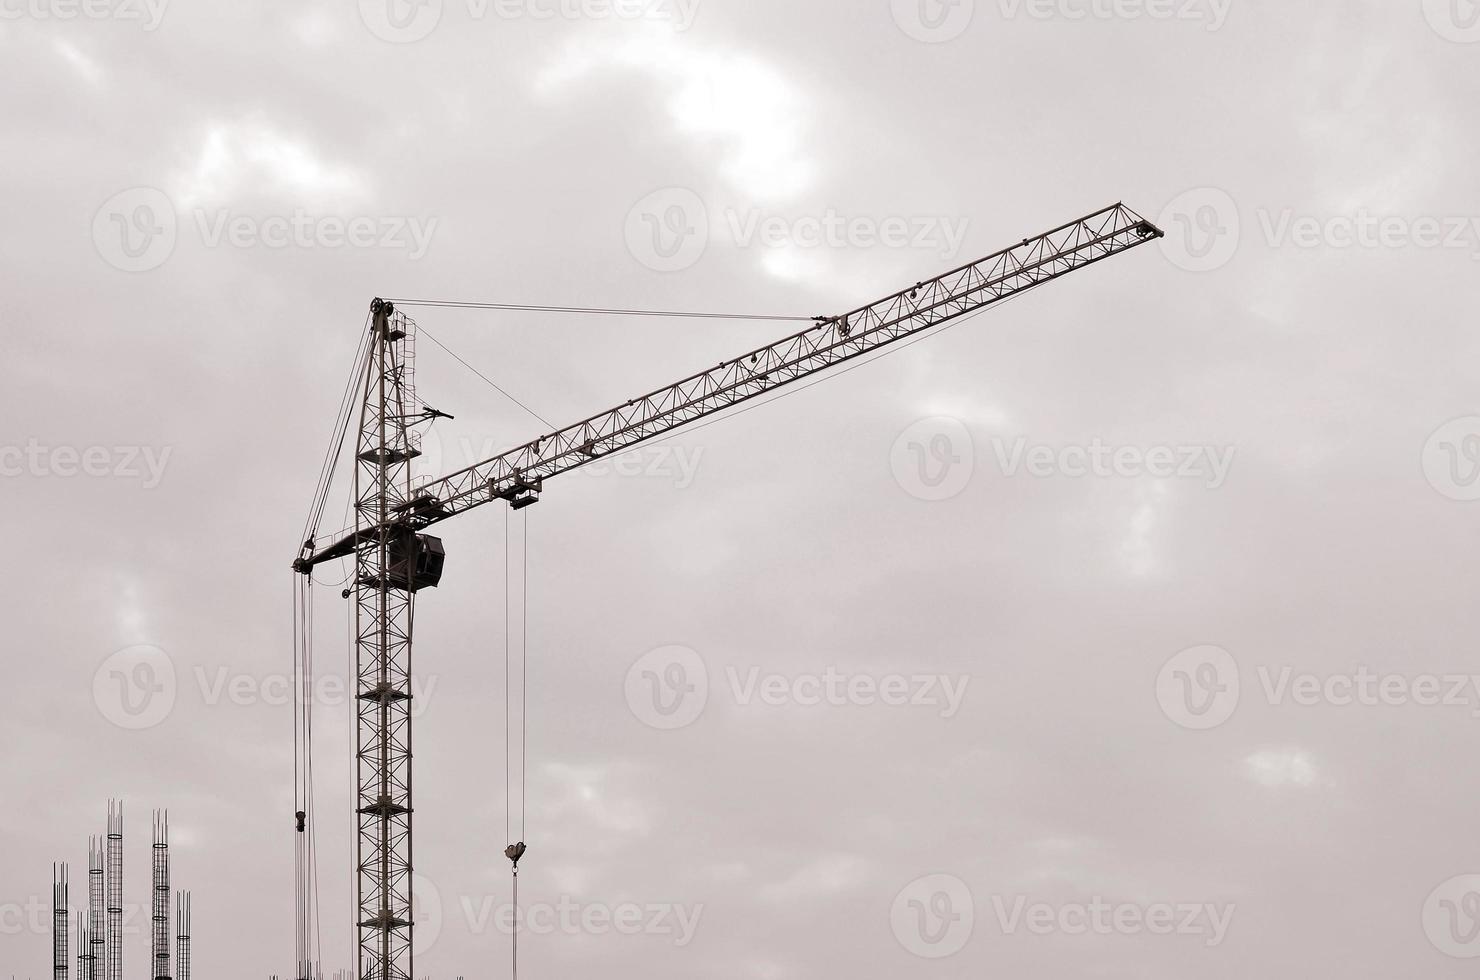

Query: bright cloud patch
[[177, 118, 367, 207], [1244, 748, 1320, 788], [536, 25, 814, 204], [1120, 480, 1168, 578], [53, 38, 103, 86], [759, 852, 871, 903]]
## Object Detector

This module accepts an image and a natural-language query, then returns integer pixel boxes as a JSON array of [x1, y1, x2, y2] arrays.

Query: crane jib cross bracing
[[291, 201, 1163, 980]]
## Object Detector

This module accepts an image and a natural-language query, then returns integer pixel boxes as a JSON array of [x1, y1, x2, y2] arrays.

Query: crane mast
[[347, 304, 429, 979], [295, 202, 1162, 980]]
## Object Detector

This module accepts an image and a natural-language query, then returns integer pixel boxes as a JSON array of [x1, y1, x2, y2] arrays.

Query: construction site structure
[[293, 203, 1164, 979], [50, 803, 193, 980], [87, 837, 103, 980], [175, 892, 192, 980], [152, 811, 172, 980], [51, 863, 67, 980], [104, 802, 122, 980]]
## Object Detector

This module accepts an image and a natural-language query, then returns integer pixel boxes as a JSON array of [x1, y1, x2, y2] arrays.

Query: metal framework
[[52, 863, 68, 980], [293, 202, 1163, 980], [105, 801, 122, 980], [51, 803, 192, 980], [87, 837, 103, 980], [175, 892, 192, 980], [152, 811, 171, 980], [340, 304, 424, 980]]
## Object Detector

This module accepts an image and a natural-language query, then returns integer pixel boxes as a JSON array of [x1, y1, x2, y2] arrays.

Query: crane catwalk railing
[[299, 203, 1160, 568]]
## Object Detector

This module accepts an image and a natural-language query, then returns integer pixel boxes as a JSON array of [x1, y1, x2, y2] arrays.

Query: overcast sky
[[5, 0, 1480, 976]]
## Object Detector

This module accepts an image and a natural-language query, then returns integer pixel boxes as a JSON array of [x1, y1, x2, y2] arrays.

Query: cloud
[[290, 7, 341, 47], [758, 852, 872, 903], [1119, 479, 1169, 578], [176, 118, 368, 207], [1244, 748, 1322, 789], [53, 38, 103, 86], [535, 25, 815, 204]]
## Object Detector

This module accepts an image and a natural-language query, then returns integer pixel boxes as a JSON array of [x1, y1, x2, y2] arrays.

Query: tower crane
[[292, 202, 1164, 979]]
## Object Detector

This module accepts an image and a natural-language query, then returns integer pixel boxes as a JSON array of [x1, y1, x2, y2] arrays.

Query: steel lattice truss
[[301, 202, 1161, 567], [351, 309, 421, 980]]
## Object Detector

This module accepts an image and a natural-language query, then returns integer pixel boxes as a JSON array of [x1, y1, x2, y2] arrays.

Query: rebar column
[[105, 802, 122, 980], [52, 862, 68, 980], [152, 811, 171, 980], [174, 892, 191, 980], [86, 837, 103, 980]]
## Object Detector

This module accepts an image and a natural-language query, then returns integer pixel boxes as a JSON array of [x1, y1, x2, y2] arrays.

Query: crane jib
[[296, 202, 1161, 572]]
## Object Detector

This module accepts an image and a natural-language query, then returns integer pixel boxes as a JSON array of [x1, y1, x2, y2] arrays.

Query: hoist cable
[[302, 315, 374, 548], [384, 298, 810, 322], [292, 571, 323, 979], [500, 507, 531, 980], [293, 576, 307, 973], [521, 510, 528, 841], [504, 505, 511, 847], [306, 577, 321, 976]]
